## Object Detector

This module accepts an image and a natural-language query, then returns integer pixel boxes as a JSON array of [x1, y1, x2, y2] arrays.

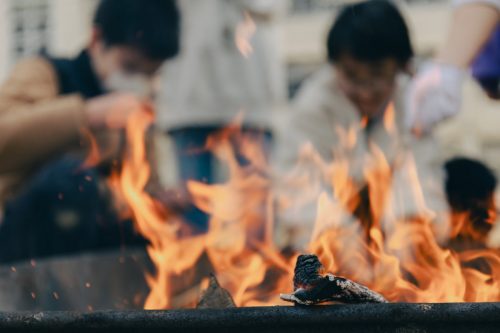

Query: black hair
[[327, 0, 413, 65], [444, 157, 497, 212], [94, 0, 180, 60]]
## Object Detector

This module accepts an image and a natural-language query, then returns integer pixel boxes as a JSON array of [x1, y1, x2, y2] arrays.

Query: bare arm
[[0, 58, 87, 173], [405, 1, 499, 133], [438, 3, 499, 68]]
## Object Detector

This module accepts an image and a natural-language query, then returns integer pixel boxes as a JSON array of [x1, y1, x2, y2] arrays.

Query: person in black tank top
[[0, 0, 180, 263]]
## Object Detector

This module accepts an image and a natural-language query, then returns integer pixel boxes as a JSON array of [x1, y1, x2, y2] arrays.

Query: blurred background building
[[0, 0, 98, 81], [0, 0, 450, 82], [0, 0, 498, 177]]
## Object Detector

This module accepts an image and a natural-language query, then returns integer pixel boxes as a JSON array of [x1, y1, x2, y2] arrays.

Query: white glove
[[406, 62, 467, 135]]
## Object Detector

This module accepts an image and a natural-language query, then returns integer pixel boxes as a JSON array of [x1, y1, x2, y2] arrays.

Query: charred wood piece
[[280, 254, 387, 305], [197, 274, 236, 309]]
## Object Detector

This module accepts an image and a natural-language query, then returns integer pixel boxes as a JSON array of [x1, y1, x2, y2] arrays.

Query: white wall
[[0, 1, 11, 82], [49, 0, 97, 57], [284, 2, 451, 64], [0, 0, 452, 80]]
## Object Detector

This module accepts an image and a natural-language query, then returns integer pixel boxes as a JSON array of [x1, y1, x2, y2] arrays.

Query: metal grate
[[0, 303, 498, 333]]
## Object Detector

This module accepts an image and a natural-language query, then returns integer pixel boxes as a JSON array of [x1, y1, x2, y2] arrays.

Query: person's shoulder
[[393, 72, 411, 109], [298, 66, 336, 92], [1, 57, 58, 100], [292, 65, 353, 121], [292, 66, 338, 112], [11, 57, 56, 79]]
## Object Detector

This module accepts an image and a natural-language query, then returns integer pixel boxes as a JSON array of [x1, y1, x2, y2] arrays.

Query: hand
[[405, 61, 466, 135], [85, 93, 151, 130]]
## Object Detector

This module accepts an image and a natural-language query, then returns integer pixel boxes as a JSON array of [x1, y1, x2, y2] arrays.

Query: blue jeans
[[0, 156, 145, 263], [169, 126, 273, 230]]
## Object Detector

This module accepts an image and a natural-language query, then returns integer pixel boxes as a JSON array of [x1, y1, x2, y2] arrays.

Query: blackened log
[[280, 254, 387, 305]]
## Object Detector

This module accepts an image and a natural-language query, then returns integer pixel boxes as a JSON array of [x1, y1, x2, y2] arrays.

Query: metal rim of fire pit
[[1, 303, 500, 332]]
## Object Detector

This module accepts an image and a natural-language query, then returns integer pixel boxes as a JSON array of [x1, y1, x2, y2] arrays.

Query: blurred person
[[158, 0, 287, 230], [0, 0, 180, 263], [275, 0, 445, 244], [444, 157, 497, 251], [406, 0, 500, 134]]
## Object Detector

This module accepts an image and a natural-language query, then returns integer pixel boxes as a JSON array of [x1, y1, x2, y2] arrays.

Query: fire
[[112, 112, 292, 308], [235, 11, 256, 58], [107, 100, 500, 309]]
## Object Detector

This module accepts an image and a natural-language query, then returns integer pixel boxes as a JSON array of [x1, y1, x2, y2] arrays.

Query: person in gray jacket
[[158, 0, 287, 229]]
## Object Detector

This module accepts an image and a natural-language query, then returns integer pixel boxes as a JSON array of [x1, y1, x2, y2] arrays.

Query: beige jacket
[[0, 57, 88, 201], [274, 66, 446, 238]]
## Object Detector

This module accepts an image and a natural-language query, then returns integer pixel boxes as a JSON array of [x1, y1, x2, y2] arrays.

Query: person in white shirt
[[274, 0, 445, 246]]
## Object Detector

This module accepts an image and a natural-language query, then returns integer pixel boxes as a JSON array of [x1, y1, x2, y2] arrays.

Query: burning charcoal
[[196, 274, 236, 309], [293, 254, 325, 290], [280, 254, 387, 305]]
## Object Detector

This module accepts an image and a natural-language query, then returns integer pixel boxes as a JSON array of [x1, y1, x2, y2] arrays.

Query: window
[[9, 0, 50, 62]]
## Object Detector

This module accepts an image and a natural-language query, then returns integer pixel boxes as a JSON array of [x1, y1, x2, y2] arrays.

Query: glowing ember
[[107, 101, 500, 309], [81, 128, 101, 169]]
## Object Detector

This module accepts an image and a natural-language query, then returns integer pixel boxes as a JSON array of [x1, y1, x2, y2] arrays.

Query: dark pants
[[0, 157, 145, 264], [169, 126, 273, 230]]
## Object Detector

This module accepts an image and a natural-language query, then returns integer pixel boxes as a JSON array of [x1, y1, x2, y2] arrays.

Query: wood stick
[[197, 274, 236, 309]]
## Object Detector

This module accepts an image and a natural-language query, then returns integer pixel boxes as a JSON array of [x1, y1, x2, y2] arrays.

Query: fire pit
[[3, 103, 496, 332], [1, 303, 500, 333]]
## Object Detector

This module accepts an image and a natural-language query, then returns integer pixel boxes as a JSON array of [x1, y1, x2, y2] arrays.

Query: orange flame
[[109, 102, 500, 308], [383, 101, 396, 134], [112, 112, 293, 308], [81, 128, 101, 169], [235, 11, 256, 58]]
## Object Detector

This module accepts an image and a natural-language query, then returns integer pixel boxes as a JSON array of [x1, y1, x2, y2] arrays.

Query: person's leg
[[0, 156, 144, 263], [169, 127, 218, 231], [168, 126, 272, 231], [236, 127, 274, 167], [230, 127, 274, 240]]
